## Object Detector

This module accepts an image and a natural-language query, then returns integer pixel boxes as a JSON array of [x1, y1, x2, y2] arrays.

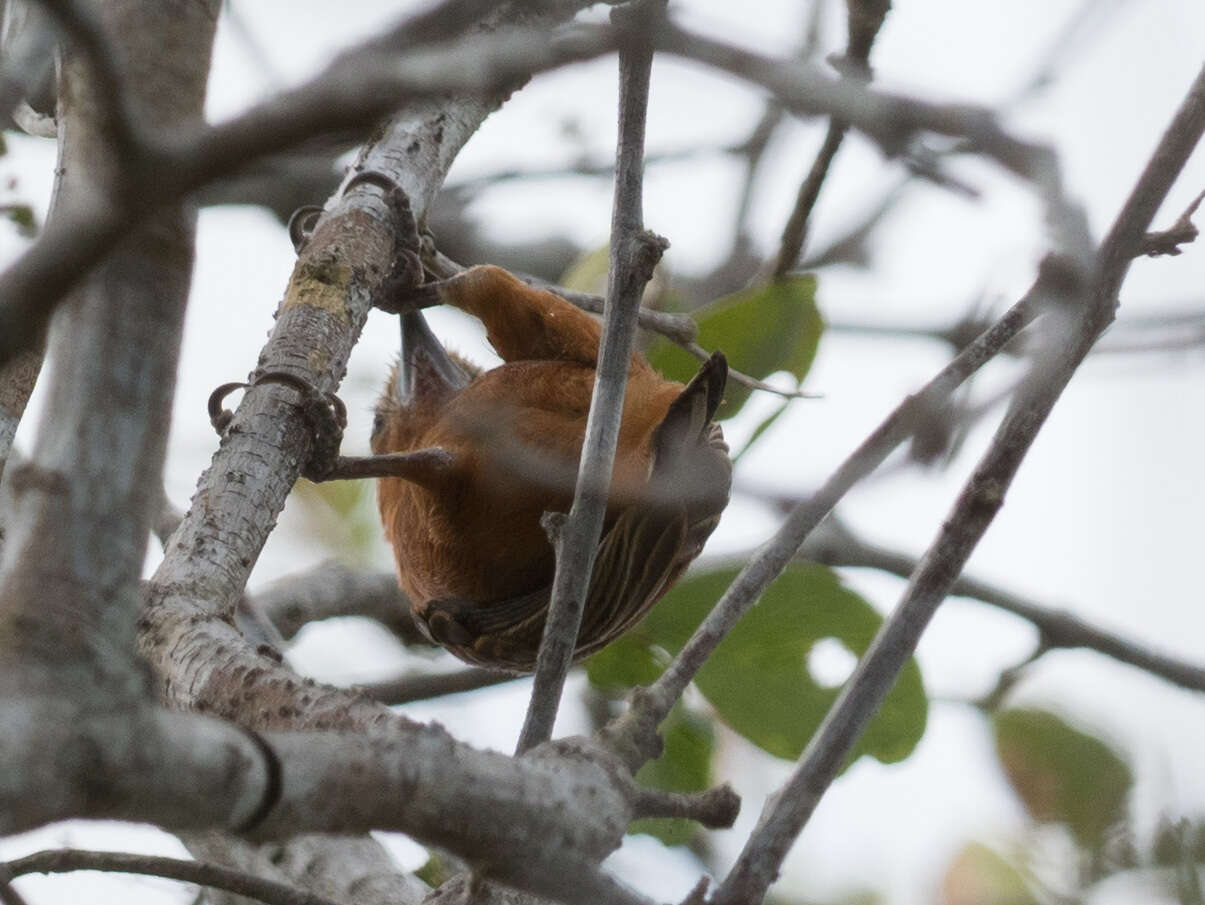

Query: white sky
[[2, 1, 1205, 903]]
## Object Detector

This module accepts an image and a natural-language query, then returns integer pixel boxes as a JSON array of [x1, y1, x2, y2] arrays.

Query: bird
[[371, 264, 732, 673]]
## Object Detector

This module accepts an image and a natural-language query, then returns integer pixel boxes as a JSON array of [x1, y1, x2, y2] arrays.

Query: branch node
[[596, 685, 666, 771], [631, 783, 741, 829], [541, 509, 568, 546], [1139, 188, 1205, 257], [629, 229, 670, 284]]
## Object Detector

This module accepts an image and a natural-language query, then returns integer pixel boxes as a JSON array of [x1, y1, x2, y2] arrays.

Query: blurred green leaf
[[293, 477, 380, 563], [993, 708, 1132, 851], [0, 203, 37, 238], [560, 244, 611, 295], [414, 852, 455, 888], [590, 563, 927, 765], [733, 398, 792, 463], [647, 276, 822, 418], [941, 842, 1037, 905], [629, 702, 715, 846], [586, 628, 666, 690]]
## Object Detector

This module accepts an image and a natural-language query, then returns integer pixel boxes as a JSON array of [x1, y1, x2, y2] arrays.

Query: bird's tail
[[650, 350, 728, 473]]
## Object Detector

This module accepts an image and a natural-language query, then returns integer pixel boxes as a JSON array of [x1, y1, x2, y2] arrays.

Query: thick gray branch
[[0, 0, 217, 692], [0, 16, 618, 370]]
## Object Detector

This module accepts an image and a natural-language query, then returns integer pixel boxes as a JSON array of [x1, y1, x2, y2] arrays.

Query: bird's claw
[[207, 371, 347, 482], [286, 205, 324, 253]]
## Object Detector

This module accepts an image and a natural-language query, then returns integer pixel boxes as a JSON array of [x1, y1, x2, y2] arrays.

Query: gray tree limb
[[712, 59, 1205, 905], [517, 0, 668, 755]]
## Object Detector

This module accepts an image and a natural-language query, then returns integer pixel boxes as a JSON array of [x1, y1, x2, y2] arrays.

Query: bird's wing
[[413, 504, 688, 672], [574, 501, 689, 658]]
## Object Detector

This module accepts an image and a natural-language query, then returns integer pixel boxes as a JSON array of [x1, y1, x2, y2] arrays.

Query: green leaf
[[646, 276, 823, 418], [992, 708, 1133, 851], [629, 702, 715, 846], [414, 852, 455, 888], [560, 244, 612, 295], [590, 563, 928, 765], [292, 478, 380, 563], [0, 203, 37, 238], [585, 629, 667, 690]]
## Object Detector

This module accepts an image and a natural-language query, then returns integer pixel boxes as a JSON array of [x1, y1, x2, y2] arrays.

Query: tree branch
[[0, 875, 27, 905], [0, 0, 217, 691], [362, 666, 516, 705], [2, 849, 342, 905], [770, 0, 890, 278], [252, 561, 420, 644], [603, 271, 1046, 767], [654, 19, 1094, 273], [795, 514, 1205, 693], [123, 8, 698, 902], [1139, 187, 1204, 257], [516, 0, 667, 754], [711, 59, 1205, 905], [0, 15, 619, 371]]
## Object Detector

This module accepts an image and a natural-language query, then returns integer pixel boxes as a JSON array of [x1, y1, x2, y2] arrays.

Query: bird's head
[[371, 310, 478, 454]]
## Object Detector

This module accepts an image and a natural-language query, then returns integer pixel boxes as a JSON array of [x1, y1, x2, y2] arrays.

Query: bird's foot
[[286, 204, 324, 253], [207, 370, 347, 482]]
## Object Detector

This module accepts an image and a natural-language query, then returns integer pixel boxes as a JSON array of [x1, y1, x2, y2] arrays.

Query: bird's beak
[[397, 310, 469, 407]]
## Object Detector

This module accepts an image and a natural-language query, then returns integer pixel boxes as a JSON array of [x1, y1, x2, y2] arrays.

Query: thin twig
[[3, 850, 341, 905], [362, 666, 517, 704], [1004, 0, 1128, 109], [633, 273, 1046, 722], [252, 562, 421, 643], [520, 273, 698, 344], [795, 177, 910, 270], [0, 20, 620, 370], [681, 341, 815, 399], [728, 0, 829, 257], [0, 870, 29, 905], [515, 0, 667, 755], [431, 249, 811, 401], [711, 60, 1205, 905], [771, 0, 891, 277], [599, 268, 1045, 771], [1139, 188, 1204, 257], [793, 514, 1205, 693], [772, 119, 849, 278], [445, 141, 744, 194], [654, 19, 1094, 273]]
